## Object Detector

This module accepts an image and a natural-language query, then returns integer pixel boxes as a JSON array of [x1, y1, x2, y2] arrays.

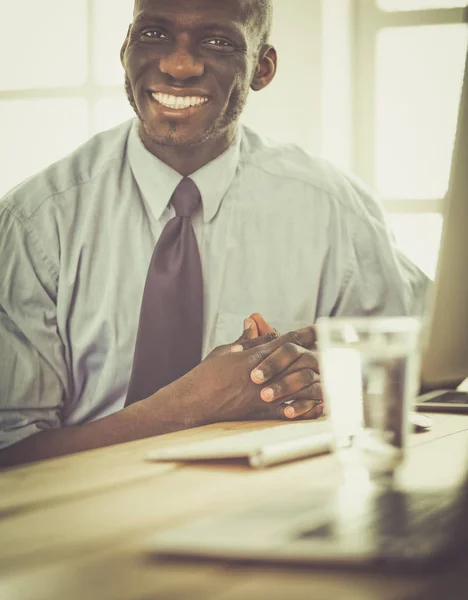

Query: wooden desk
[[1, 414, 468, 600]]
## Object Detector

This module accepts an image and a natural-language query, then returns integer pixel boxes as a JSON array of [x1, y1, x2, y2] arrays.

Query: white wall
[[241, 0, 323, 154]]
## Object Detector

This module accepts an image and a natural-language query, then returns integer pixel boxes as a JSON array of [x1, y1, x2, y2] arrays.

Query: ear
[[251, 45, 277, 92], [120, 24, 132, 67]]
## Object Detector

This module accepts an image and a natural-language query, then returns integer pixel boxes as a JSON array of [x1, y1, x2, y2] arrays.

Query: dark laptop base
[[148, 484, 468, 572]]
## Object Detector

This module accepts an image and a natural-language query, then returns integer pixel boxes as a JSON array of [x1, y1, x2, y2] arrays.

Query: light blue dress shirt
[[0, 119, 428, 449]]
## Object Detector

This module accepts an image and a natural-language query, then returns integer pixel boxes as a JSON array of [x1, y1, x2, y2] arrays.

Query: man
[[0, 0, 426, 466]]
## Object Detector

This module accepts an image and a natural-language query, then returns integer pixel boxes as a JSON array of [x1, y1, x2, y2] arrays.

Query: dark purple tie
[[125, 178, 204, 406]]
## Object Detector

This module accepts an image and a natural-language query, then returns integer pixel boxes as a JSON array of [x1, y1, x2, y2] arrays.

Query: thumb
[[236, 317, 260, 342], [230, 315, 280, 354], [250, 313, 277, 336]]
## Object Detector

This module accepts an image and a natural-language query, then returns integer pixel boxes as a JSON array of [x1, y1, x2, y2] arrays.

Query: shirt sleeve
[[331, 184, 430, 318], [0, 204, 66, 450]]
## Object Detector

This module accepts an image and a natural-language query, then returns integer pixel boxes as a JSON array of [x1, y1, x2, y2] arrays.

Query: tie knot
[[171, 178, 201, 217]]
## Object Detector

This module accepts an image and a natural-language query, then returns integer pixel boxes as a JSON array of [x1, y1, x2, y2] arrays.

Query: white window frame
[[0, 0, 126, 137], [352, 0, 468, 214]]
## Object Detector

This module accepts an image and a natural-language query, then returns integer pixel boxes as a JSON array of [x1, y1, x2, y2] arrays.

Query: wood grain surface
[[1, 414, 468, 600]]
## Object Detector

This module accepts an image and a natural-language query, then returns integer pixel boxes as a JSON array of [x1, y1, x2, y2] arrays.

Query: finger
[[283, 381, 323, 404], [231, 331, 280, 353], [242, 317, 259, 340], [252, 399, 323, 422], [283, 399, 324, 420], [251, 346, 320, 385], [244, 325, 318, 360], [263, 324, 316, 349], [234, 324, 317, 357], [234, 326, 317, 370], [231, 318, 260, 351], [284, 326, 318, 350], [270, 352, 321, 381], [259, 369, 321, 404], [250, 313, 277, 337]]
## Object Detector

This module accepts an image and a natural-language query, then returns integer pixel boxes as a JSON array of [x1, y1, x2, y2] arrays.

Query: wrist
[[147, 375, 207, 432]]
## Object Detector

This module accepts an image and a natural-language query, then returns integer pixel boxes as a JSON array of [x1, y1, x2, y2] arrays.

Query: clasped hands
[[181, 313, 324, 426]]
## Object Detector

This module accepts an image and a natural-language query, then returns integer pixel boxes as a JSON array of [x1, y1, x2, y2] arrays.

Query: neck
[[138, 125, 237, 176]]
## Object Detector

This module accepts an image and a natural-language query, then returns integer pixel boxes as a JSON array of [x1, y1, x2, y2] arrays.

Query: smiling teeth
[[152, 93, 209, 109]]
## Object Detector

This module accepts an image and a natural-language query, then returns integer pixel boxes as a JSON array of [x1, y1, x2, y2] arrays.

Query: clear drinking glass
[[316, 317, 422, 487]]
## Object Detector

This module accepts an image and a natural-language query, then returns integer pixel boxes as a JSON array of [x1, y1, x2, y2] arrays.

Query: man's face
[[121, 0, 271, 153]]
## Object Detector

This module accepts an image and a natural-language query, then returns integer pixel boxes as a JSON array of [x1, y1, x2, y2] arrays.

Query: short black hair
[[132, 0, 273, 48]]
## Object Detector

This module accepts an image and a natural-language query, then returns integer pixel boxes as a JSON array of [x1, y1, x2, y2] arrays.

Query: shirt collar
[[127, 119, 241, 223]]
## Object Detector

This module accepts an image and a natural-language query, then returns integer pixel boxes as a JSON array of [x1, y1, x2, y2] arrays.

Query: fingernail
[[252, 369, 265, 383], [244, 318, 252, 330], [261, 387, 274, 402], [231, 345, 243, 353], [285, 406, 296, 419]]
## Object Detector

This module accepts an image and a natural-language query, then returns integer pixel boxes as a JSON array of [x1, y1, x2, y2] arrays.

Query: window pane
[[92, 95, 134, 133], [377, 0, 468, 10], [0, 0, 87, 90], [0, 99, 89, 198], [93, 0, 132, 85], [389, 213, 443, 278], [375, 25, 467, 199], [321, 0, 353, 171]]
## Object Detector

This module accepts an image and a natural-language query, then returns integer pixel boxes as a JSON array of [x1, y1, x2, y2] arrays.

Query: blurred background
[[0, 0, 467, 278]]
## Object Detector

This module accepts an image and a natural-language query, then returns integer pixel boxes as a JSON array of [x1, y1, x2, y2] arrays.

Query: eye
[[140, 30, 170, 42], [203, 38, 235, 51]]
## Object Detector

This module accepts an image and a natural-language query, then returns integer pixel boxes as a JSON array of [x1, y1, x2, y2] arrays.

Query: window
[[0, 0, 134, 198], [1, 0, 329, 198], [1, 0, 466, 282], [353, 0, 468, 277]]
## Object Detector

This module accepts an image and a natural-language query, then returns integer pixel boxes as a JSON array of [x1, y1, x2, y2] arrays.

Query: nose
[[159, 45, 204, 81]]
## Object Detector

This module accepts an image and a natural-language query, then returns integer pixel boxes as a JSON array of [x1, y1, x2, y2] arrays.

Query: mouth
[[149, 92, 211, 117]]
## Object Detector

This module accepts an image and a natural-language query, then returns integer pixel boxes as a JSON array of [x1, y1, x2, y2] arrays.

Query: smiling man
[[0, 0, 427, 466], [124, 0, 277, 173]]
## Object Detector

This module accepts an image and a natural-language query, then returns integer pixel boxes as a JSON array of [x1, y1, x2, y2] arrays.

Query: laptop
[[147, 50, 468, 570], [147, 476, 468, 570], [417, 47, 468, 397]]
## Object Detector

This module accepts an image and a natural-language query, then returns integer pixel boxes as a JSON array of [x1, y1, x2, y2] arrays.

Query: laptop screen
[[420, 47, 468, 390]]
